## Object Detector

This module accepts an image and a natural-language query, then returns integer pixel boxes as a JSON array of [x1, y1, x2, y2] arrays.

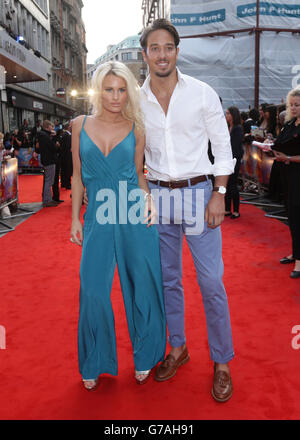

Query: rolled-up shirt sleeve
[[202, 84, 236, 176]]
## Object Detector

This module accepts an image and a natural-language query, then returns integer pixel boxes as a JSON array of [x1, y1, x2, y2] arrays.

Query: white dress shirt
[[140, 69, 235, 181]]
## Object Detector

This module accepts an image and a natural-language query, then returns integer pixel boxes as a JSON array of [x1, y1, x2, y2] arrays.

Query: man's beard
[[155, 70, 172, 78], [154, 62, 175, 78]]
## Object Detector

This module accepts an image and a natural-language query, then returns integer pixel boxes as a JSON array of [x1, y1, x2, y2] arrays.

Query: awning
[[0, 29, 48, 84]]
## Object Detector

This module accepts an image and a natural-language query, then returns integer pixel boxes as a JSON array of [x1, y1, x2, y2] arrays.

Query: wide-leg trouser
[[78, 220, 166, 380], [148, 178, 234, 364]]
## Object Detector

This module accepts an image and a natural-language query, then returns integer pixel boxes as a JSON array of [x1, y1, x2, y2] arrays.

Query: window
[[63, 8, 68, 29], [64, 46, 69, 69], [122, 52, 133, 61], [34, 0, 48, 15], [37, 24, 42, 52]]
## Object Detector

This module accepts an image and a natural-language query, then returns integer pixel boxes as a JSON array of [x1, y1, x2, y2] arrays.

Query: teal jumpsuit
[[78, 116, 166, 380]]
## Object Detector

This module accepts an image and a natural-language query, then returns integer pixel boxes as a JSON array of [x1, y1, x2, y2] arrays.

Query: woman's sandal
[[135, 370, 151, 385], [82, 378, 99, 391]]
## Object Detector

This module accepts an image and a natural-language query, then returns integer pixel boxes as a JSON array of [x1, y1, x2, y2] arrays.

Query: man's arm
[[205, 175, 229, 228], [202, 85, 235, 228]]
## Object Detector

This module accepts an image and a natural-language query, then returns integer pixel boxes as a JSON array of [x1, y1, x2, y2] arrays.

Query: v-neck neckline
[[82, 124, 134, 158]]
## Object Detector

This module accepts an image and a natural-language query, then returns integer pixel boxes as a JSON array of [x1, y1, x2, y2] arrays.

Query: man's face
[[143, 29, 178, 78]]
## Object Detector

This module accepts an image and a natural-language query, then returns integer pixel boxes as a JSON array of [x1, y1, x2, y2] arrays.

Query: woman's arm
[[70, 115, 85, 245], [134, 127, 156, 226], [274, 151, 300, 164], [134, 127, 149, 194]]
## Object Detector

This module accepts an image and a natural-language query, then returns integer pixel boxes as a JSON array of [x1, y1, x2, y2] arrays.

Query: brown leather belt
[[149, 175, 211, 189]]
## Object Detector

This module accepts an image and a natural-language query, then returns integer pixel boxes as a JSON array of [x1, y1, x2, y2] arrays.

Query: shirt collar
[[141, 67, 187, 101]]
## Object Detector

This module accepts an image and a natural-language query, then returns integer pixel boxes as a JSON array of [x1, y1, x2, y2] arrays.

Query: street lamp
[[70, 89, 78, 97]]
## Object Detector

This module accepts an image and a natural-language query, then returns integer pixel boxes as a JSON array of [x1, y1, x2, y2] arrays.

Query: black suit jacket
[[37, 130, 57, 166]]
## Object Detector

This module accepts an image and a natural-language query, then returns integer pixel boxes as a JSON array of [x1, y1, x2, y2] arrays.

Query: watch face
[[219, 186, 226, 194]]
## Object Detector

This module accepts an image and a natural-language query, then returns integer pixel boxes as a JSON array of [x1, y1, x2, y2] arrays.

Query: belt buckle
[[168, 181, 172, 188]]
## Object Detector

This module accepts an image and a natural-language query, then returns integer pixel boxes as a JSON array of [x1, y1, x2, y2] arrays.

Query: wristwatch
[[213, 186, 227, 195]]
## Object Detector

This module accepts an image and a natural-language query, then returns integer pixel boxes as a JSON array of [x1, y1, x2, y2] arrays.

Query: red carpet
[[0, 174, 300, 420]]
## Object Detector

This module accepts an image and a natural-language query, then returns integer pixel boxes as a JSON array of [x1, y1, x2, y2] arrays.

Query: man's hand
[[205, 193, 225, 228]]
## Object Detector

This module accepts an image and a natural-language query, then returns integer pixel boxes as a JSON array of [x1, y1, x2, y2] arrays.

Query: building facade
[[50, 0, 88, 117], [0, 0, 87, 134], [87, 35, 148, 90], [142, 0, 170, 27]]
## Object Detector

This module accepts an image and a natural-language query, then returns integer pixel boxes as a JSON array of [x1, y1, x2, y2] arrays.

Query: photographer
[[11, 129, 22, 157]]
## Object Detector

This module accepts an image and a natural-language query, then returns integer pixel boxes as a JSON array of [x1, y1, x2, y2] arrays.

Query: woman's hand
[[143, 194, 157, 227], [273, 151, 290, 164], [70, 219, 83, 245]]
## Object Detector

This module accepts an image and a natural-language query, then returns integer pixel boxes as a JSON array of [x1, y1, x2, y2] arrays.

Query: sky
[[82, 0, 144, 65]]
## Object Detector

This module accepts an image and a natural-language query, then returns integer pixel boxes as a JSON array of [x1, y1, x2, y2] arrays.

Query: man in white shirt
[[140, 19, 235, 402]]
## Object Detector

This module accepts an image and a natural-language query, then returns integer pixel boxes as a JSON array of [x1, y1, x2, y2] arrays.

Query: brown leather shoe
[[155, 347, 190, 382], [211, 364, 233, 402]]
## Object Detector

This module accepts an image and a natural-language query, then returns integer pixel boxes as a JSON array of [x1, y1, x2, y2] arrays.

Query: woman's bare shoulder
[[72, 115, 87, 130]]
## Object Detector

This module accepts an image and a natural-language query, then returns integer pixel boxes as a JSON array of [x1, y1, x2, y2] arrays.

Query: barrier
[[240, 141, 274, 188], [239, 141, 287, 220], [16, 148, 42, 174], [0, 157, 18, 209], [0, 157, 35, 233]]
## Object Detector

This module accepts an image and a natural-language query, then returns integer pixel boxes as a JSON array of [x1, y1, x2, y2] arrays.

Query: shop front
[[0, 28, 49, 133]]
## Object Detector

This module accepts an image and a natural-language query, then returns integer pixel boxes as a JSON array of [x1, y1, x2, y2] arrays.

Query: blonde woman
[[273, 86, 300, 278], [70, 61, 166, 390]]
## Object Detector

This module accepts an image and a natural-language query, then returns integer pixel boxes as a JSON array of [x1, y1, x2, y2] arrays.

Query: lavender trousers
[[148, 178, 234, 364]]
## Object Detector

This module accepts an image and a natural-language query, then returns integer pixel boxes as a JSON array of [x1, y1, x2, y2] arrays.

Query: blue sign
[[237, 2, 300, 18], [171, 9, 226, 26]]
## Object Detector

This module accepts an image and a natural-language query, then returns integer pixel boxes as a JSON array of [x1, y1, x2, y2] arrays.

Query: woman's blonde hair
[[285, 86, 300, 122], [90, 61, 144, 131]]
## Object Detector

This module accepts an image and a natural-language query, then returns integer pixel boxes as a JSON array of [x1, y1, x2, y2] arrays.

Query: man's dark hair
[[140, 19, 180, 51]]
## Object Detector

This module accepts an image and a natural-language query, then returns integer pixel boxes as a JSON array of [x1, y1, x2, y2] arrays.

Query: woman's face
[[289, 96, 300, 120], [264, 110, 270, 120], [225, 110, 233, 125], [101, 74, 128, 114]]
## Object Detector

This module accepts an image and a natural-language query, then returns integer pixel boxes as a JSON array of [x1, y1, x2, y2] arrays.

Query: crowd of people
[[0, 118, 67, 154], [0, 118, 73, 208], [222, 96, 300, 280]]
